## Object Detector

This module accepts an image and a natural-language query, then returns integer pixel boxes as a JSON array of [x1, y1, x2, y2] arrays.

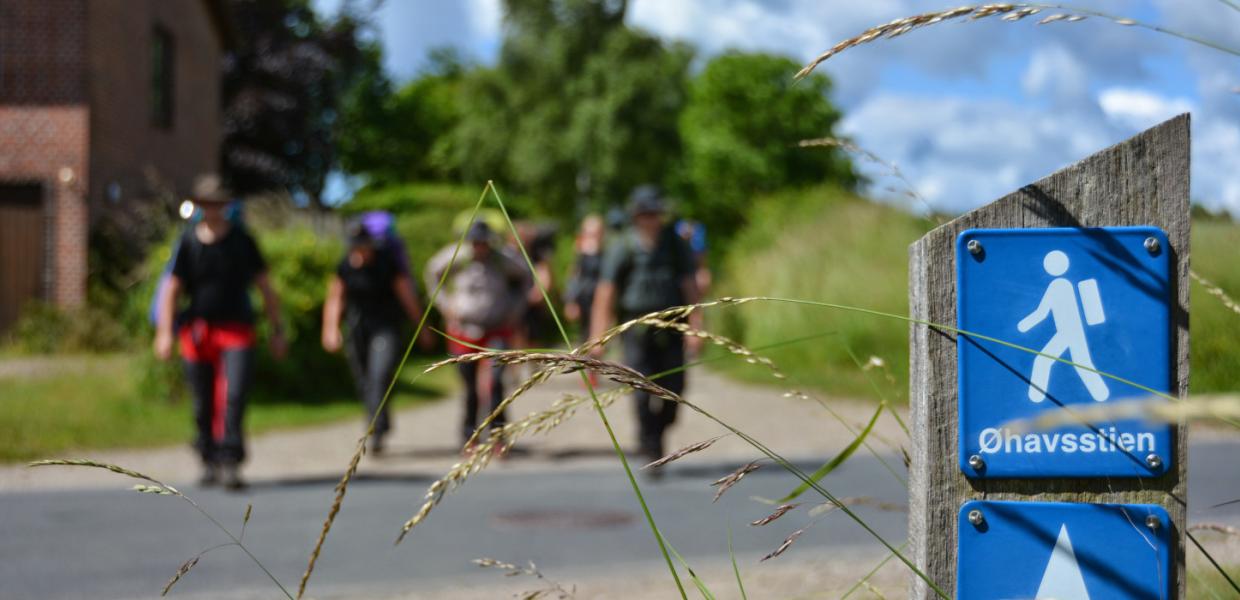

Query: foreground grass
[[716, 187, 1240, 399], [0, 353, 453, 462]]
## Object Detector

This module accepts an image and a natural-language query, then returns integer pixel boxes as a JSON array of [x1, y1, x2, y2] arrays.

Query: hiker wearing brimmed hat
[[590, 184, 703, 468], [425, 221, 531, 451], [321, 219, 429, 455], [153, 174, 286, 491]]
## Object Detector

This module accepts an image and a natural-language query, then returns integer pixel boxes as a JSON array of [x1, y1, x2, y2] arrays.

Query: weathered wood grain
[[908, 114, 1190, 599]]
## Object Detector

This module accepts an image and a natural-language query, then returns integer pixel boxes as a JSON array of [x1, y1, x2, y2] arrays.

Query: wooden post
[[908, 115, 1190, 598]]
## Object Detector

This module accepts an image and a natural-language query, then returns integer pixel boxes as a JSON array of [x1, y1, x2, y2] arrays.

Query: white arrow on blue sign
[[957, 500, 1171, 599], [956, 227, 1173, 478]]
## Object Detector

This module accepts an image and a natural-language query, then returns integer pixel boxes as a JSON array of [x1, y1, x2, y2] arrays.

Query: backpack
[[613, 223, 690, 316], [148, 203, 246, 325], [354, 211, 411, 275]]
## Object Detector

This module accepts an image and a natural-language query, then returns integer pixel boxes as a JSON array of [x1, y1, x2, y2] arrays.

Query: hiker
[[321, 218, 428, 455], [590, 185, 703, 465], [153, 174, 286, 490], [425, 221, 531, 451], [564, 214, 606, 346]]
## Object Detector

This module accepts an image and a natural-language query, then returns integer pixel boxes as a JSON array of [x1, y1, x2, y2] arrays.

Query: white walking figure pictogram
[[1017, 250, 1110, 403]]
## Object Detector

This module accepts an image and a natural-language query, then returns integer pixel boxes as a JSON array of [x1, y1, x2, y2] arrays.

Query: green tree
[[443, 0, 691, 215], [679, 52, 856, 237], [221, 0, 380, 207], [337, 49, 468, 184]]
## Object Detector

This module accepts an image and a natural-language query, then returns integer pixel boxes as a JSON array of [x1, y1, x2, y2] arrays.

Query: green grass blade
[[486, 183, 688, 599], [727, 523, 748, 600], [658, 531, 716, 600], [779, 402, 883, 502], [1188, 530, 1240, 594], [841, 542, 903, 599]]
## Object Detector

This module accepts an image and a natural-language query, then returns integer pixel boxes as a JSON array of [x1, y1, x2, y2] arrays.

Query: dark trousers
[[344, 322, 401, 438], [458, 339, 508, 444], [622, 325, 686, 457], [184, 347, 253, 465]]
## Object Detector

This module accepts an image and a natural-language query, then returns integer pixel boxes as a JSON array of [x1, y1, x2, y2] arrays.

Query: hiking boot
[[198, 463, 219, 487], [220, 463, 246, 491]]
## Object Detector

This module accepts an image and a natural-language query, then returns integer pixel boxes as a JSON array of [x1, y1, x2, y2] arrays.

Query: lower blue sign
[[957, 227, 1174, 478], [957, 500, 1171, 600]]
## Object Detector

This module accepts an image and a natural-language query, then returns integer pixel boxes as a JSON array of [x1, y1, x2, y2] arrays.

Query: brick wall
[[0, 0, 88, 105], [0, 106, 90, 307], [87, 0, 223, 216]]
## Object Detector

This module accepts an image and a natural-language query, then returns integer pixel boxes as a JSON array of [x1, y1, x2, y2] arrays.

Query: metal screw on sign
[[967, 239, 983, 255], [1146, 514, 1161, 531], [1144, 237, 1161, 254], [967, 509, 985, 527], [1146, 453, 1163, 469], [967, 455, 986, 471]]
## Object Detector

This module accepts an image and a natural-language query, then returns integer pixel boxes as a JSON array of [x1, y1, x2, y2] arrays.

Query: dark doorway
[[0, 182, 46, 332]]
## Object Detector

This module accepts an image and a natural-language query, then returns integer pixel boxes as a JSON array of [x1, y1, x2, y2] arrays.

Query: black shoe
[[198, 463, 219, 487], [369, 436, 385, 457], [220, 463, 246, 491]]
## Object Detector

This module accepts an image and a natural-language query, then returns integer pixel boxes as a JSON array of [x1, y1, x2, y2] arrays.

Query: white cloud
[[1022, 44, 1091, 106], [840, 93, 1119, 213], [1098, 88, 1195, 131]]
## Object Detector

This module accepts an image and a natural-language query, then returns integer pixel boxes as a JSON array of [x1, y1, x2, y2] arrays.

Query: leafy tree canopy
[[679, 52, 858, 237]]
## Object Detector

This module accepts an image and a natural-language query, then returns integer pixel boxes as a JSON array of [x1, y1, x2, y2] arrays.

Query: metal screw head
[[1144, 237, 1161, 254], [967, 509, 985, 527], [1145, 453, 1163, 469], [967, 239, 983, 255], [967, 455, 986, 471], [1145, 514, 1161, 530]]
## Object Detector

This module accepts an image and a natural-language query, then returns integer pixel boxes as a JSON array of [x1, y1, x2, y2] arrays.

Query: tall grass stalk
[[28, 459, 294, 599], [487, 183, 689, 598], [296, 183, 494, 598], [795, 3, 1240, 81]]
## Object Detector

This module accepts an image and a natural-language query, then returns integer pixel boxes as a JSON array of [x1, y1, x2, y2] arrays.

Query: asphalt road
[[2, 442, 1238, 600]]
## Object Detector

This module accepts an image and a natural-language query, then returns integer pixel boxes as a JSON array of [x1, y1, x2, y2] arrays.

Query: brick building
[[0, 0, 232, 331]]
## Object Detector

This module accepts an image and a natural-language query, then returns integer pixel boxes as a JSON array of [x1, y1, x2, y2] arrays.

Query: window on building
[[151, 26, 174, 129]]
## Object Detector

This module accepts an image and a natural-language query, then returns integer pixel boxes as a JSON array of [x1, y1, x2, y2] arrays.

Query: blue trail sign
[[956, 227, 1172, 478], [957, 500, 1171, 600]]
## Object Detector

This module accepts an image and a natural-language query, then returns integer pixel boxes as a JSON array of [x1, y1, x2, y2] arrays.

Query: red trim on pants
[[179, 320, 256, 442], [447, 326, 513, 401]]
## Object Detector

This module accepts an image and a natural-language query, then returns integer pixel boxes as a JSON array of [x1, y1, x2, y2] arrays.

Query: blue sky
[[315, 0, 1239, 215]]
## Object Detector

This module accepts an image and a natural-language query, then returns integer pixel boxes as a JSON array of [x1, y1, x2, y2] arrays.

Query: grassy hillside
[[714, 186, 1240, 400]]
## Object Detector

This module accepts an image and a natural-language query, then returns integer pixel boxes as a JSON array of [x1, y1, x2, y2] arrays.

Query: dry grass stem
[[1191, 269, 1240, 316], [298, 435, 368, 598], [794, 3, 1221, 80], [798, 137, 939, 220], [1002, 395, 1240, 432], [397, 387, 629, 543], [644, 435, 729, 469], [761, 527, 805, 562], [712, 461, 763, 502], [1189, 522, 1240, 537], [29, 459, 176, 491], [751, 503, 802, 526], [162, 556, 200, 596], [426, 351, 678, 402], [133, 483, 177, 495], [473, 557, 574, 599], [807, 496, 906, 518]]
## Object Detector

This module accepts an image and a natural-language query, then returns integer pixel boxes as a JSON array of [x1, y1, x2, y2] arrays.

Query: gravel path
[[3, 367, 910, 492]]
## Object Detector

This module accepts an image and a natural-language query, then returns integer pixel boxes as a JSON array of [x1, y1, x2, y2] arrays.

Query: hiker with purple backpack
[[321, 213, 428, 455]]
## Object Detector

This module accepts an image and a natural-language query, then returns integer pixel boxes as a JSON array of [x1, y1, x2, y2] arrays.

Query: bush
[[4, 301, 130, 355]]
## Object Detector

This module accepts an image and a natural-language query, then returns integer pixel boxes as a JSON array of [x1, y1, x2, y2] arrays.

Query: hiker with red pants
[[321, 219, 429, 455], [425, 221, 530, 453], [153, 174, 286, 490]]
